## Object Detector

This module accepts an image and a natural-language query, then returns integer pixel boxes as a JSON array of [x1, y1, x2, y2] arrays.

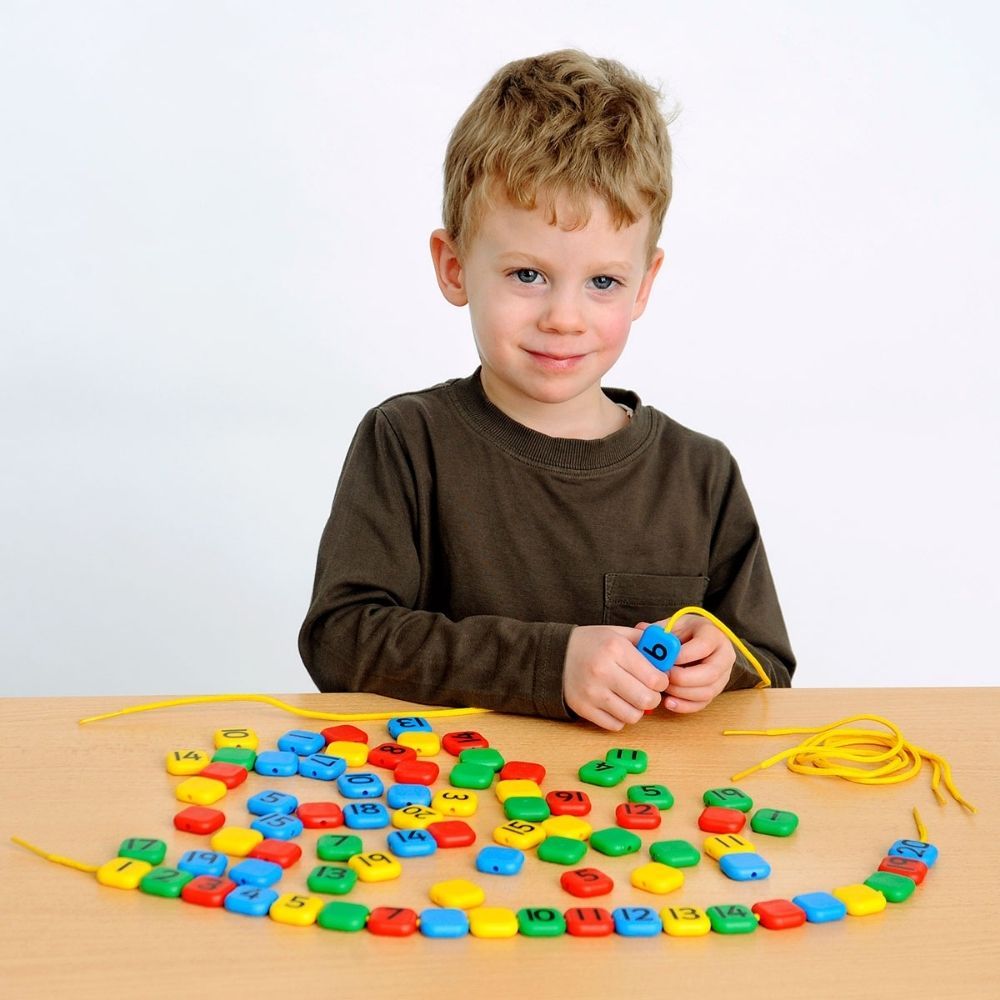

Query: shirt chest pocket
[[602, 573, 709, 628]]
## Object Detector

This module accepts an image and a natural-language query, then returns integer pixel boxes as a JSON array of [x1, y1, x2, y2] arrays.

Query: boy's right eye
[[513, 268, 542, 284]]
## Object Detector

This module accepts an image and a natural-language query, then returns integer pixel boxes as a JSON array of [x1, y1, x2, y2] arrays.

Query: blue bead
[[613, 906, 663, 937], [277, 729, 326, 756], [888, 838, 939, 867], [247, 790, 299, 816], [337, 772, 385, 799], [224, 885, 279, 917], [475, 846, 525, 876], [299, 753, 347, 780], [419, 908, 470, 938], [229, 858, 283, 887], [250, 812, 304, 840], [387, 829, 438, 858], [386, 783, 433, 809], [637, 624, 681, 672], [387, 716, 433, 739], [253, 750, 299, 777], [792, 891, 847, 923], [177, 849, 228, 877], [343, 802, 390, 830], [719, 851, 771, 881]]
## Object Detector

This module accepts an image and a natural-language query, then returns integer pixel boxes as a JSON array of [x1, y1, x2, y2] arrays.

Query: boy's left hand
[[636, 615, 736, 714]]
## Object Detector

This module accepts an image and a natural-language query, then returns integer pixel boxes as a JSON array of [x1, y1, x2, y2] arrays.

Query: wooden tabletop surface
[[2, 687, 997, 999]]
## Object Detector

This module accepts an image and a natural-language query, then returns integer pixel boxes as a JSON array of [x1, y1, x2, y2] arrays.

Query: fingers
[[662, 693, 710, 714]]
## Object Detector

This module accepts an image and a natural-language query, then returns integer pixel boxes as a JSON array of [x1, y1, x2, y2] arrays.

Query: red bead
[[321, 724, 370, 745], [752, 898, 807, 930], [173, 806, 226, 834], [560, 867, 614, 898], [367, 906, 418, 936], [248, 839, 302, 868], [427, 820, 476, 848], [366, 742, 418, 770], [698, 806, 746, 833], [615, 802, 661, 830], [441, 731, 490, 756], [500, 760, 546, 784], [394, 760, 440, 785], [565, 906, 614, 937], [878, 855, 928, 884], [196, 762, 248, 788], [545, 790, 592, 816], [181, 875, 236, 907], [297, 802, 344, 829]]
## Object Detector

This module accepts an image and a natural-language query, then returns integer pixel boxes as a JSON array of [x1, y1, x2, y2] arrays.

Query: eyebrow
[[495, 251, 634, 273]]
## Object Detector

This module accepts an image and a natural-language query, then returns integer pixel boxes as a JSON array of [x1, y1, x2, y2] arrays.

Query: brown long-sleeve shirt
[[299, 370, 795, 718]]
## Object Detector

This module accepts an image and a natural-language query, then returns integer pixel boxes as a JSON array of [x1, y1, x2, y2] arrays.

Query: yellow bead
[[631, 861, 684, 894], [213, 727, 258, 750], [210, 827, 264, 857], [493, 820, 546, 849], [429, 878, 486, 909], [468, 906, 519, 938], [174, 776, 228, 805], [833, 883, 888, 916], [661, 905, 712, 936], [269, 893, 324, 926], [541, 815, 592, 841], [165, 749, 212, 775], [325, 741, 369, 767], [495, 779, 543, 803], [348, 851, 402, 883], [391, 805, 445, 830], [96, 857, 153, 889], [703, 834, 756, 860], [396, 731, 441, 756], [431, 789, 478, 817]]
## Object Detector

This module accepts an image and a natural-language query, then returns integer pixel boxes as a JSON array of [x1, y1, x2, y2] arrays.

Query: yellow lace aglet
[[11, 836, 99, 873], [912, 807, 928, 841]]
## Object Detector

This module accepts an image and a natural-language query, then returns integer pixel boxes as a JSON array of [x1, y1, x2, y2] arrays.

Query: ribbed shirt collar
[[448, 368, 654, 472]]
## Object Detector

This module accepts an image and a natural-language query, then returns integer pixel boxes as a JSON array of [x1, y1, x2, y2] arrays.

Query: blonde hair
[[442, 49, 677, 265]]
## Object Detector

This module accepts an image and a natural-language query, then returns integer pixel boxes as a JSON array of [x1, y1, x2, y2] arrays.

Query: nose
[[539, 288, 586, 335]]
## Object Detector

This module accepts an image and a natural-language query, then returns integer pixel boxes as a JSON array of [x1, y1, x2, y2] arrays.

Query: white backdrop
[[2, 1, 998, 696]]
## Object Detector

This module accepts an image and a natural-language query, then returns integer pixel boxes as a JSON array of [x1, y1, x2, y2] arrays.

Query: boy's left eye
[[591, 275, 618, 291]]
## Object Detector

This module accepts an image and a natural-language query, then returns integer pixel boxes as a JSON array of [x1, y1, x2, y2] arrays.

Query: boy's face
[[431, 188, 664, 420]]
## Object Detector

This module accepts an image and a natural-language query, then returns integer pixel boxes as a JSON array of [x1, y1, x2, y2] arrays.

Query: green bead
[[578, 759, 627, 787], [750, 808, 799, 837], [703, 787, 753, 812], [449, 762, 496, 789], [707, 904, 757, 934], [627, 783, 674, 809], [649, 839, 701, 868], [212, 746, 256, 769], [517, 907, 567, 937], [504, 796, 551, 822], [589, 827, 642, 857], [537, 836, 588, 865], [307, 864, 358, 895], [317, 900, 370, 932], [316, 833, 364, 862], [604, 748, 648, 774], [458, 747, 505, 772], [119, 837, 167, 865], [139, 867, 193, 898], [864, 871, 916, 903]]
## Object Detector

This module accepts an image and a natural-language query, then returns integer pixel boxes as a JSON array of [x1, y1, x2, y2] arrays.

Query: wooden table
[[2, 688, 997, 998]]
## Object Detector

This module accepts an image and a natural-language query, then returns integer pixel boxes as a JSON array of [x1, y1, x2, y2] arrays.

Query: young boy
[[300, 50, 795, 731]]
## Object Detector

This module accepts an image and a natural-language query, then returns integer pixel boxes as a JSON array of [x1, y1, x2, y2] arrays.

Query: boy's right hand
[[563, 625, 670, 731]]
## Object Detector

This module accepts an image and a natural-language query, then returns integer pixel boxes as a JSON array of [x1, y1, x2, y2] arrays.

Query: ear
[[631, 247, 665, 321], [429, 229, 468, 306]]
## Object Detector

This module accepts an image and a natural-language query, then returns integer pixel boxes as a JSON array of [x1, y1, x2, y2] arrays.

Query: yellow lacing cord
[[665, 606, 771, 688], [913, 807, 928, 841], [10, 836, 98, 873], [78, 694, 493, 726], [77, 610, 768, 726], [723, 713, 976, 813]]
